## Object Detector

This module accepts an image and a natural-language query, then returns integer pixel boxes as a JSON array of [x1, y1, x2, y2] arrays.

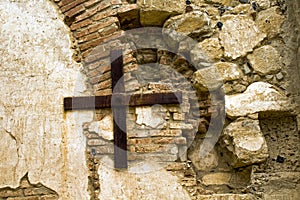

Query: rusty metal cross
[[64, 49, 182, 169]]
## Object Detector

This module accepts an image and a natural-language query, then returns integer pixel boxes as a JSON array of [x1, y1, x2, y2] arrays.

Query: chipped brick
[[78, 32, 99, 44], [64, 4, 85, 18], [61, 0, 86, 13]]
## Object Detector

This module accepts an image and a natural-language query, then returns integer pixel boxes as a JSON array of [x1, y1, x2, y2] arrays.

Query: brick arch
[[51, 0, 137, 62], [51, 0, 219, 144]]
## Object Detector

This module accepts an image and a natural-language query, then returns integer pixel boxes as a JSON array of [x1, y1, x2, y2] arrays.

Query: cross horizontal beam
[[64, 92, 182, 111]]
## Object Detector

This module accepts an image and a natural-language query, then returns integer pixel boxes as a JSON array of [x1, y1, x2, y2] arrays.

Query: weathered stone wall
[[0, 0, 299, 200]]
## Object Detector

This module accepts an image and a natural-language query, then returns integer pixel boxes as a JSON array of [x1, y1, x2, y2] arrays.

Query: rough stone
[[0, 1, 92, 199], [225, 82, 290, 118], [219, 15, 266, 59], [192, 61, 242, 92], [202, 172, 232, 186], [163, 11, 212, 46], [136, 106, 166, 128], [137, 0, 185, 26], [188, 148, 219, 171], [222, 118, 269, 168], [256, 6, 285, 38], [88, 115, 114, 141], [213, 62, 243, 81], [247, 45, 283, 75], [191, 38, 224, 68], [256, 0, 271, 9]]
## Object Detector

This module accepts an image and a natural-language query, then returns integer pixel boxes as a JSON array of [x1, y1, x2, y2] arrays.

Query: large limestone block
[[225, 82, 290, 118], [192, 62, 242, 91], [247, 45, 283, 75], [137, 0, 185, 26], [98, 157, 191, 199], [256, 6, 285, 38], [191, 38, 224, 67], [219, 15, 266, 59], [222, 118, 268, 168], [163, 11, 212, 47]]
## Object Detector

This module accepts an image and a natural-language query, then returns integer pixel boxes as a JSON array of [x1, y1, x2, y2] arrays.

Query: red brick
[[82, 46, 110, 62], [90, 75, 101, 84], [99, 23, 119, 37], [74, 7, 98, 23], [81, 48, 93, 59], [61, 0, 86, 13], [95, 0, 111, 12], [94, 89, 112, 96], [95, 79, 112, 89], [70, 19, 93, 31], [84, 0, 102, 8], [64, 4, 85, 17], [87, 68, 100, 78], [58, 0, 73, 7], [74, 29, 89, 39], [98, 71, 111, 82], [40, 194, 58, 200], [74, 17, 118, 38], [86, 58, 107, 71], [97, 64, 111, 74], [93, 8, 114, 21], [78, 32, 99, 44]]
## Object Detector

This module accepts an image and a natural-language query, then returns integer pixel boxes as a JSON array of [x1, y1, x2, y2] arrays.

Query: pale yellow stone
[[137, 0, 185, 26], [214, 62, 243, 81], [192, 61, 243, 92], [256, 6, 285, 38], [222, 118, 268, 167], [225, 82, 291, 118], [191, 38, 224, 67], [219, 15, 266, 59], [247, 45, 283, 75]]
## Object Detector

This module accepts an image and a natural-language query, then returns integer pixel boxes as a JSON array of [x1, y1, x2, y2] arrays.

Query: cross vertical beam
[[110, 50, 128, 169]]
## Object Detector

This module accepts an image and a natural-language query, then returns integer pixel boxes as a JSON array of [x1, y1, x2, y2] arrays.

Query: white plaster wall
[[0, 0, 92, 199]]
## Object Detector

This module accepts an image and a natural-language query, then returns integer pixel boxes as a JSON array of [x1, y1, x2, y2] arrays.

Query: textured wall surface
[[0, 0, 92, 199], [0, 0, 299, 199]]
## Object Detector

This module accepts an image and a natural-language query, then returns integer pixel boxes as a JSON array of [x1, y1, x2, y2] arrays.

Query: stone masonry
[[0, 0, 299, 200]]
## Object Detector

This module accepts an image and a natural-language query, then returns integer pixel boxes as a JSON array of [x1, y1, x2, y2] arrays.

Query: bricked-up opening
[[258, 112, 299, 173], [0, 174, 59, 200]]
